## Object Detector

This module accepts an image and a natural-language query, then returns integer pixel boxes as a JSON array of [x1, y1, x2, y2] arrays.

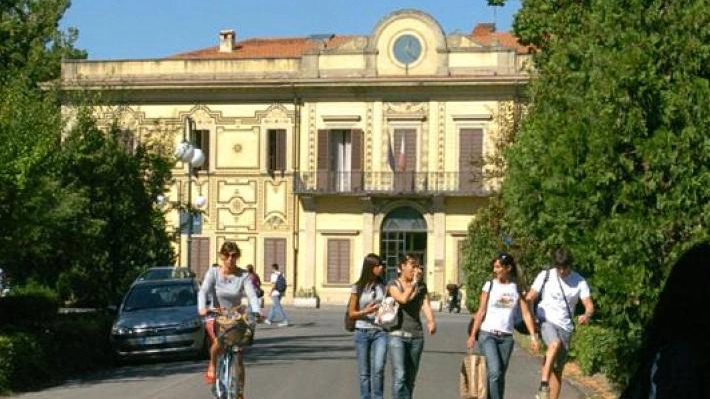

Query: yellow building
[[61, 9, 530, 305]]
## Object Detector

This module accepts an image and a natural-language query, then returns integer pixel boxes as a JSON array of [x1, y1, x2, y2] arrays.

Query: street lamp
[[174, 116, 206, 273]]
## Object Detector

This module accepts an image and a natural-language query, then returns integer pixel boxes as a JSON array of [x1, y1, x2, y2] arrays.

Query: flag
[[397, 135, 406, 171], [387, 132, 396, 171]]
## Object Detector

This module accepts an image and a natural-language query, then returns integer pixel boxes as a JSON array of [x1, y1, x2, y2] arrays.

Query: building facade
[[61, 9, 529, 304]]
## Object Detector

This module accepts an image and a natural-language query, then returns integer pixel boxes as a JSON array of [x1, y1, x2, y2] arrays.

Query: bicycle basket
[[216, 314, 254, 347]]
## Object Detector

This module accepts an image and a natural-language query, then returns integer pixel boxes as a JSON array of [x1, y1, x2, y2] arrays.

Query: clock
[[392, 34, 422, 65]]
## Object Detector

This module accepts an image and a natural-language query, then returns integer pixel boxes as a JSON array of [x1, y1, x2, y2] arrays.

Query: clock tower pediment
[[371, 9, 447, 76]]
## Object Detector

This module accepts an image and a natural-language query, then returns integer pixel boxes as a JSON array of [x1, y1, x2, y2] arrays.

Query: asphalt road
[[9, 306, 590, 398]]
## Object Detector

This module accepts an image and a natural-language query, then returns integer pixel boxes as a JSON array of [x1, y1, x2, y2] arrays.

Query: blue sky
[[60, 0, 521, 60]]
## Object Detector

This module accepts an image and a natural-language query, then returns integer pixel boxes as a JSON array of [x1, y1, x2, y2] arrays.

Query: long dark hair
[[355, 253, 384, 290]]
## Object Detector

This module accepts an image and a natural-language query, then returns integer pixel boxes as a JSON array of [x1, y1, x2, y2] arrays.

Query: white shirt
[[532, 268, 590, 332], [480, 280, 520, 334], [270, 271, 282, 297]]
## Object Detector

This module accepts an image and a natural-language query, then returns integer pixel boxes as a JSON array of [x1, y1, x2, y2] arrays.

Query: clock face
[[392, 34, 422, 65]]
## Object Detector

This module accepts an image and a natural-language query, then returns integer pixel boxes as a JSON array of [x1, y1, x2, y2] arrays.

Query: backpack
[[513, 269, 550, 335], [275, 273, 286, 293]]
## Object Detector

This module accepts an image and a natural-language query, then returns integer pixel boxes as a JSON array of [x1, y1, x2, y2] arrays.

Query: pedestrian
[[245, 264, 264, 307], [526, 247, 594, 399], [386, 254, 437, 399], [265, 263, 289, 326], [620, 242, 710, 399], [347, 253, 388, 399], [197, 241, 261, 389], [466, 252, 540, 399]]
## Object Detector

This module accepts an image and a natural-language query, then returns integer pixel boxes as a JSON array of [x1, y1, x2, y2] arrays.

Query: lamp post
[[174, 116, 206, 273]]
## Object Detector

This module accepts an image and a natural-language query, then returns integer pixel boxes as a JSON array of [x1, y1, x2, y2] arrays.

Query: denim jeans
[[266, 294, 288, 322], [388, 334, 424, 399], [477, 331, 515, 399], [354, 328, 388, 399]]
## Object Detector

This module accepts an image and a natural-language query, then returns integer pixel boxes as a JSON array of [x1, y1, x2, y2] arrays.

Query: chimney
[[219, 30, 235, 53], [472, 23, 496, 36]]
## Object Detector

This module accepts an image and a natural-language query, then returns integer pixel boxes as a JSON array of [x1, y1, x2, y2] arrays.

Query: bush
[[0, 310, 114, 393], [0, 282, 59, 326]]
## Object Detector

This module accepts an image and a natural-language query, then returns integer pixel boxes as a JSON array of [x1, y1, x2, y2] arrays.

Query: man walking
[[265, 263, 289, 327], [526, 248, 594, 399]]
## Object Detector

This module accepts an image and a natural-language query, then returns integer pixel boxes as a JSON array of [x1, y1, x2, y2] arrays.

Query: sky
[[60, 0, 521, 60]]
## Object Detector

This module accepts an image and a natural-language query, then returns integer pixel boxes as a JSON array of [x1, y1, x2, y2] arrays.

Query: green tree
[[0, 0, 86, 86], [484, 0, 710, 383], [55, 110, 174, 306]]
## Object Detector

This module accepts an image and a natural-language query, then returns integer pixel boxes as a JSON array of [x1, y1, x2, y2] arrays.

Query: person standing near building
[[466, 252, 539, 399], [526, 248, 594, 399], [348, 253, 387, 399], [386, 254, 436, 399], [265, 263, 289, 327], [245, 264, 264, 308]]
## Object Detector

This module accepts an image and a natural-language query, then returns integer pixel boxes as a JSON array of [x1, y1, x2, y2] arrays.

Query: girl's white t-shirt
[[480, 280, 520, 334]]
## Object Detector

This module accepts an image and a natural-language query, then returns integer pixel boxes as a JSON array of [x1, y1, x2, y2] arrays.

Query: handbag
[[374, 296, 400, 329], [344, 287, 360, 332], [459, 350, 487, 399]]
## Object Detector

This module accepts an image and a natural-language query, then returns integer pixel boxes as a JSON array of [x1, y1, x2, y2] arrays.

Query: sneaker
[[535, 386, 550, 399], [263, 319, 272, 325], [277, 321, 289, 327]]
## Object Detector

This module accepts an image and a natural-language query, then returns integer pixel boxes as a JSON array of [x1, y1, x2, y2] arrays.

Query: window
[[392, 128, 417, 191], [326, 239, 350, 284], [458, 128, 483, 191], [194, 129, 210, 171], [118, 129, 136, 154], [267, 129, 286, 172], [316, 129, 363, 192]]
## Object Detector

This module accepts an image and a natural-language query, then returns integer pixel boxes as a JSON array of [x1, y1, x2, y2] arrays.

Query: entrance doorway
[[379, 206, 427, 281]]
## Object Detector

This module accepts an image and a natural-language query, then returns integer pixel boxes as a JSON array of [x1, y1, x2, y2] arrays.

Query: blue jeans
[[388, 334, 424, 399], [478, 331, 515, 399], [266, 294, 288, 322], [354, 328, 388, 399]]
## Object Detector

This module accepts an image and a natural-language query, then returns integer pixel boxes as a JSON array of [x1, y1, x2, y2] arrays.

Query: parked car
[[135, 266, 195, 282], [110, 278, 206, 361]]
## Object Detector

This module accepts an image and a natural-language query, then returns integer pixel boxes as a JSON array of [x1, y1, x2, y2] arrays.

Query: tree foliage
[[0, 0, 86, 86], [467, 0, 710, 383], [0, 1, 173, 306]]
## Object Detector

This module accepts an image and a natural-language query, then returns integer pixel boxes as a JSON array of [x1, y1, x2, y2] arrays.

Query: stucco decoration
[[384, 102, 428, 117]]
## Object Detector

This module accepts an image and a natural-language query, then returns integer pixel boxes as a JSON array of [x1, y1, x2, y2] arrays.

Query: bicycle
[[207, 308, 257, 399]]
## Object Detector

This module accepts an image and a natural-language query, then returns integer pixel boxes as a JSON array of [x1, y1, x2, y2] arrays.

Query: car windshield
[[140, 267, 192, 280], [123, 283, 197, 311]]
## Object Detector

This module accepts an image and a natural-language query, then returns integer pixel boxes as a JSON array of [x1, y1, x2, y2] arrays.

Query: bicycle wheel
[[214, 351, 230, 399], [228, 349, 241, 399]]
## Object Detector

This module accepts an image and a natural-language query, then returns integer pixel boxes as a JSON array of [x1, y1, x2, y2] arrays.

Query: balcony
[[292, 171, 489, 196]]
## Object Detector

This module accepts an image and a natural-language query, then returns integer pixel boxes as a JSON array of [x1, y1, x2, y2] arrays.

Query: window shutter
[[317, 130, 329, 191], [458, 128, 483, 191], [327, 239, 350, 284], [268, 129, 286, 171], [350, 129, 363, 191], [195, 129, 210, 171], [191, 237, 210, 280], [264, 238, 287, 282]]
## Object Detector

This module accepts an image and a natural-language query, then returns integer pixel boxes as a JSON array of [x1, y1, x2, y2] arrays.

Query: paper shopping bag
[[459, 351, 487, 399]]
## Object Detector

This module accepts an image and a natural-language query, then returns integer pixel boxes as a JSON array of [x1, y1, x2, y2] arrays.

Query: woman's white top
[[480, 280, 520, 334]]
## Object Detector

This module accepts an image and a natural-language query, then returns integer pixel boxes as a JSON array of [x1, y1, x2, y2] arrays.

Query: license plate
[[142, 336, 167, 345]]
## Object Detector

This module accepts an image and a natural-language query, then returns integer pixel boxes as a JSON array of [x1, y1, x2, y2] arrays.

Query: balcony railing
[[292, 171, 489, 196]]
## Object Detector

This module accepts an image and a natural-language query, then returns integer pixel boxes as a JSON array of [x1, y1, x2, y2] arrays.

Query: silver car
[[111, 278, 206, 360]]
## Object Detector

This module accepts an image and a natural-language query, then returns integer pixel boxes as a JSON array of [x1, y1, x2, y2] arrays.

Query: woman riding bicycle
[[198, 241, 261, 392]]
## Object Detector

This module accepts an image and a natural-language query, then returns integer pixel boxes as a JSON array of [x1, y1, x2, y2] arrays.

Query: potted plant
[[429, 291, 443, 312], [293, 286, 320, 308]]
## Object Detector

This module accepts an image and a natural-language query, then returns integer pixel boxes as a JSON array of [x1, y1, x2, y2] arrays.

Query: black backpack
[[275, 273, 286, 293]]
